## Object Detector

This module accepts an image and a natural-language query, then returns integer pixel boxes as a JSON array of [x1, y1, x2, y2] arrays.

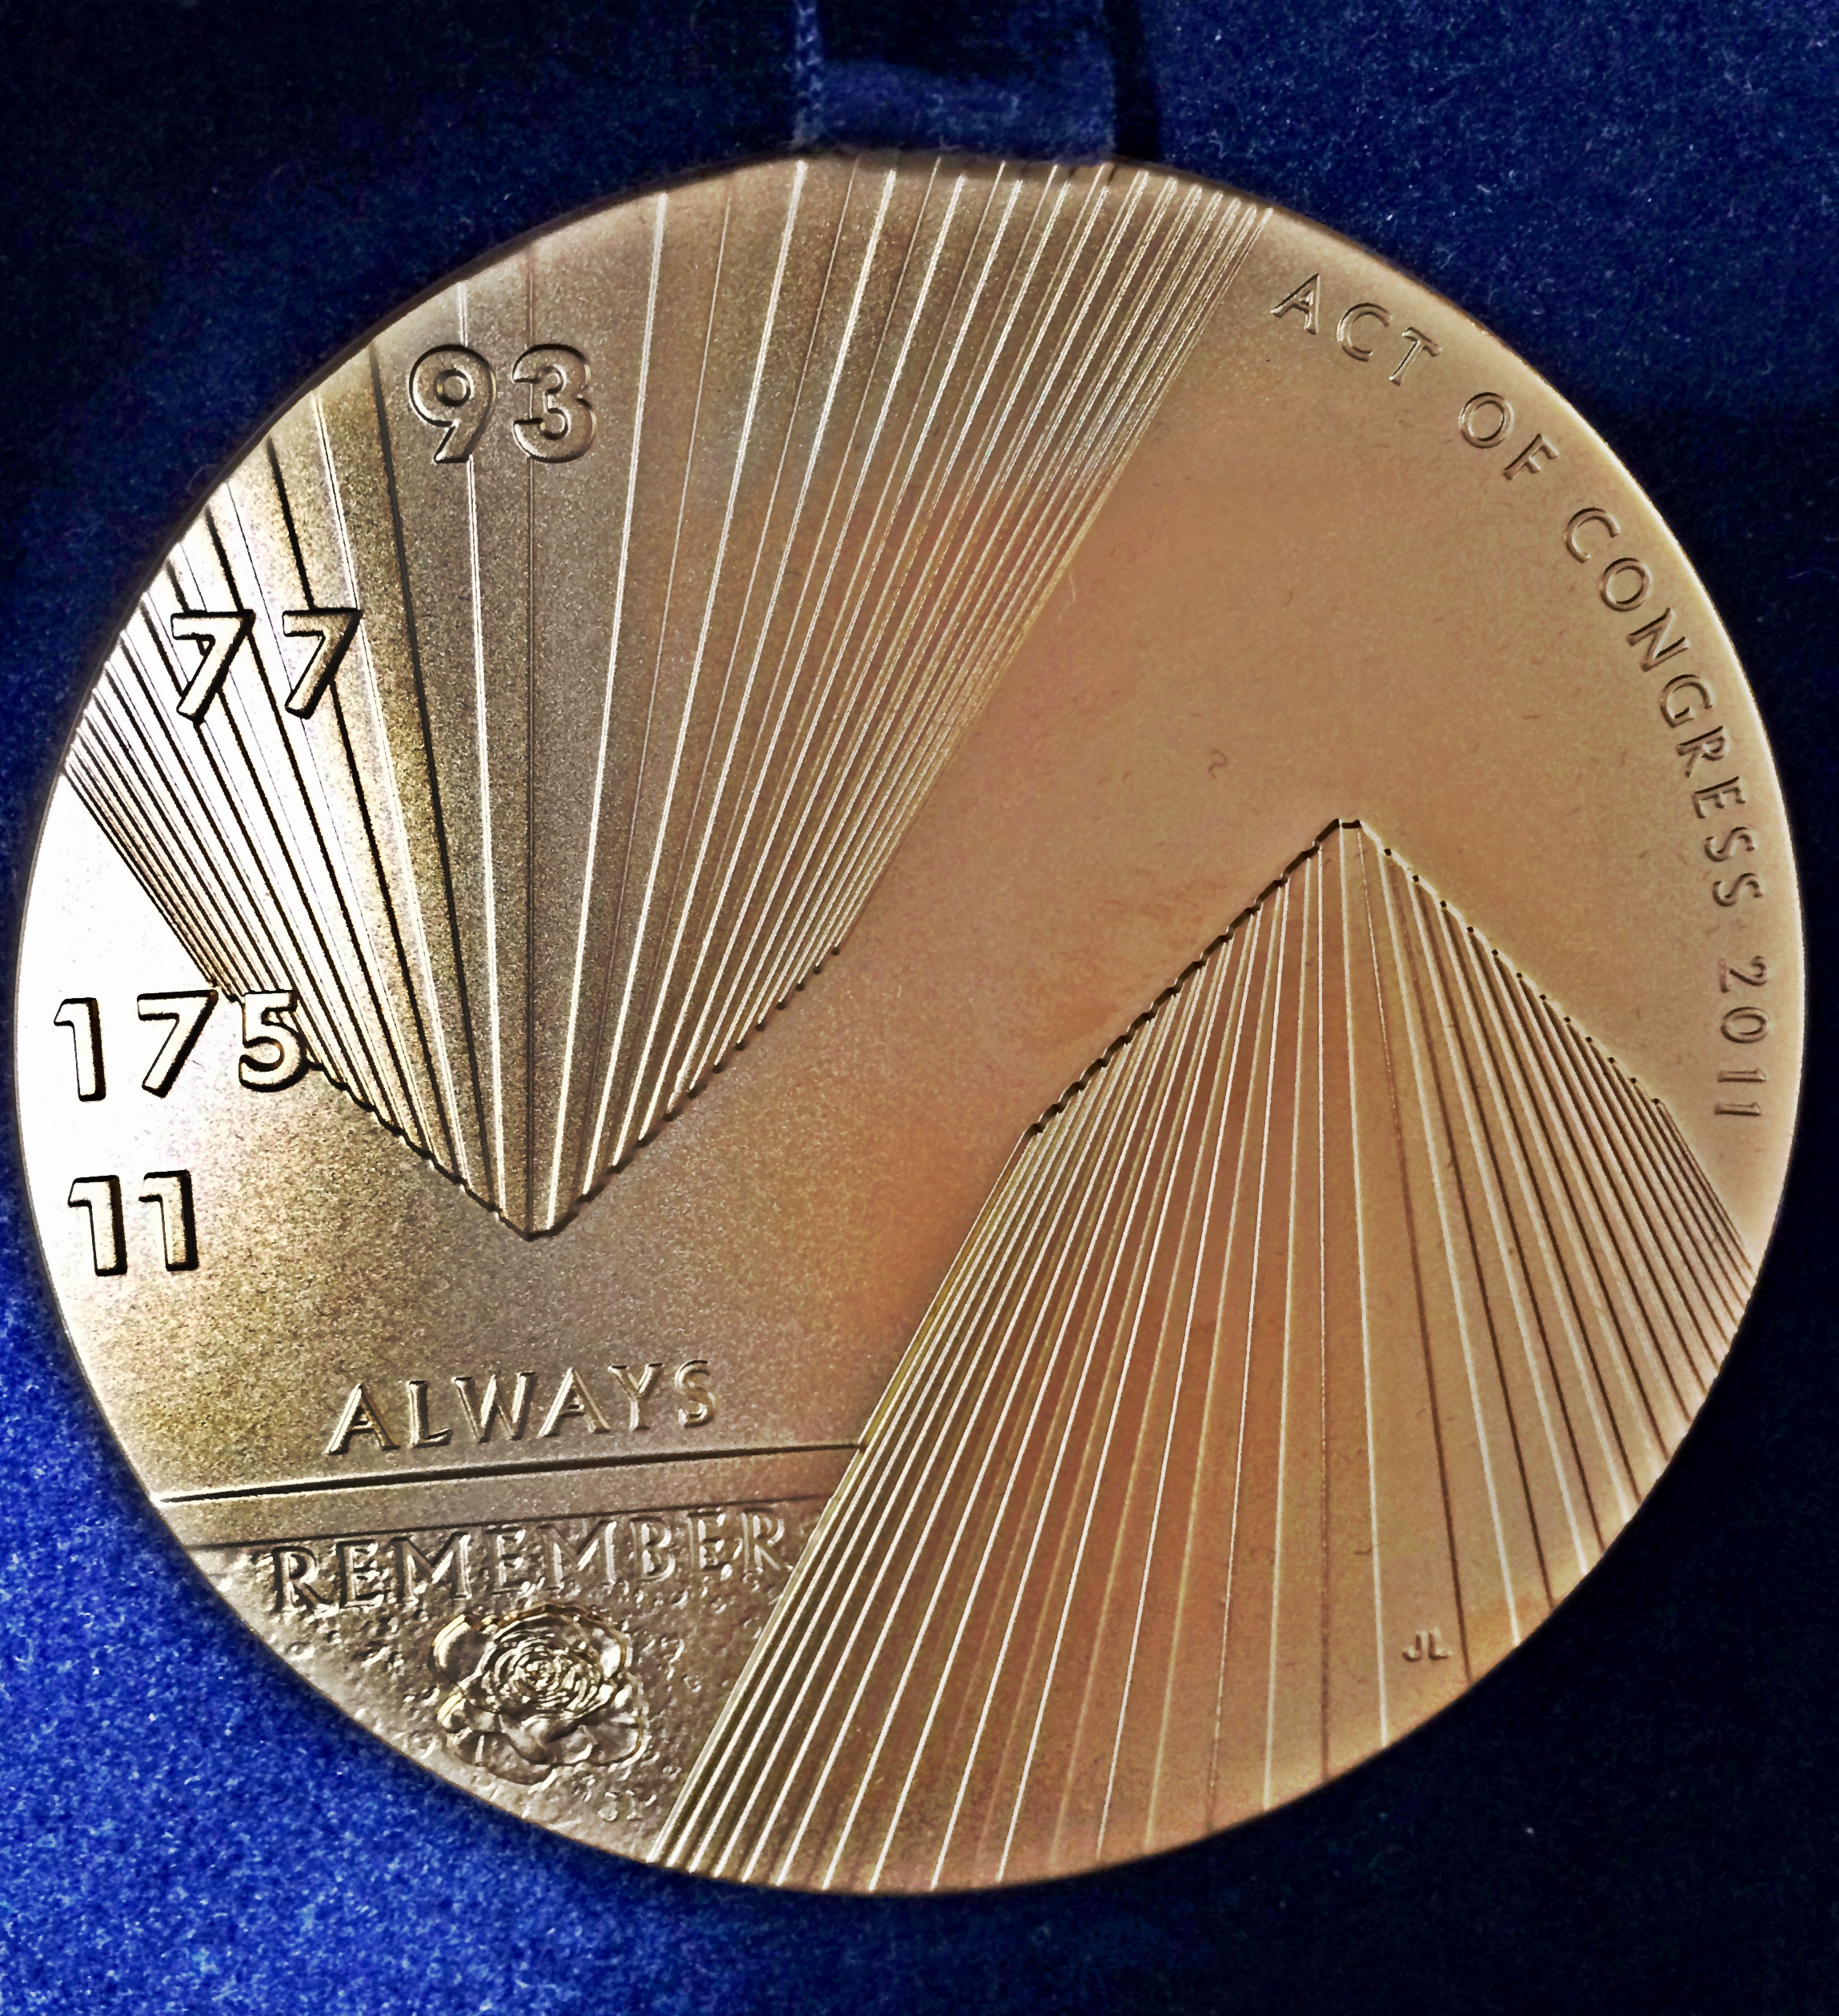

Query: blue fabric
[[1, 2, 1835, 2007]]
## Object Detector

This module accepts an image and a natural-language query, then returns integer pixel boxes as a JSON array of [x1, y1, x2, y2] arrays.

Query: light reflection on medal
[[17, 153, 1801, 1890]]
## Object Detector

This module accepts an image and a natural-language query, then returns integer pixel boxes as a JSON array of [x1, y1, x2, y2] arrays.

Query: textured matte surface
[[1, 1, 1836, 2009]]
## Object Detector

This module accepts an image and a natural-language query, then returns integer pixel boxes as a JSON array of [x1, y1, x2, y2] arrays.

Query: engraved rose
[[431, 1602, 647, 1787]]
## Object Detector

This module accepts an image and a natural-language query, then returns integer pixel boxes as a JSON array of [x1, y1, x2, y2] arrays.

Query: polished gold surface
[[659, 820, 1756, 1888], [16, 154, 1801, 1889], [65, 155, 1256, 1236]]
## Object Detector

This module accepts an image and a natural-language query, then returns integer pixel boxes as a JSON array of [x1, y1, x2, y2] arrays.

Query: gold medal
[[18, 153, 1801, 1890]]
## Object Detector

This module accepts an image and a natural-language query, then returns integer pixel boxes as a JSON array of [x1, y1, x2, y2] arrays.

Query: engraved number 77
[[170, 606, 359, 723]]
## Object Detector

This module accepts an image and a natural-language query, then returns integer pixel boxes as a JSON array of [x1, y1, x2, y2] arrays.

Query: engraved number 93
[[410, 343, 593, 464]]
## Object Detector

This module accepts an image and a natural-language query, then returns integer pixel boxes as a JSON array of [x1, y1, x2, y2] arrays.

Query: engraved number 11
[[68, 1170, 198, 1275]]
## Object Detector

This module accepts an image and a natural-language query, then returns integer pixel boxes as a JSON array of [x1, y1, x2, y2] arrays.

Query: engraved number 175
[[54, 987, 309, 1100]]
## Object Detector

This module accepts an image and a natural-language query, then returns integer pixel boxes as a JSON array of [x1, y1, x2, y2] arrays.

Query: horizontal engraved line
[[155, 1440, 860, 1506], [178, 1489, 843, 1555]]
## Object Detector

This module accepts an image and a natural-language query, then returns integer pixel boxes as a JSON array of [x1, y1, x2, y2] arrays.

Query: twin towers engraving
[[63, 157, 1746, 1885]]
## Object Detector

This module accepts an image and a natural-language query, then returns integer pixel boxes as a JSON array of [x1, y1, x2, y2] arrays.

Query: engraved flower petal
[[431, 1613, 491, 1681], [431, 1603, 647, 1787]]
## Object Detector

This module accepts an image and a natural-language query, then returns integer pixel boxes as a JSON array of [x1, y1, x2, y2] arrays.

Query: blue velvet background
[[2, 2, 1836, 2008]]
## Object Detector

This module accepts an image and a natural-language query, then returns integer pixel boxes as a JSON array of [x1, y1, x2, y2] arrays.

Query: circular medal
[[17, 153, 1801, 1892]]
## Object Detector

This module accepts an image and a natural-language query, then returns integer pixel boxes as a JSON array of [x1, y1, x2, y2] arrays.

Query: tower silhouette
[[655, 820, 1753, 1891], [64, 158, 1259, 1232]]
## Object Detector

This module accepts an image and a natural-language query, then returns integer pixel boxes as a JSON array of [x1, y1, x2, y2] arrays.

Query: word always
[[327, 1361, 716, 1457]]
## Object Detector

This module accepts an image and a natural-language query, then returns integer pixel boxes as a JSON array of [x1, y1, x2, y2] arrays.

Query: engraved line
[[548, 192, 667, 1220], [367, 343, 486, 1190], [260, 434, 427, 1136], [614, 162, 815, 1158], [584, 182, 738, 1176], [657, 163, 935, 1115], [157, 1439, 859, 1505], [1359, 835, 1473, 1681], [313, 387, 459, 1167]]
